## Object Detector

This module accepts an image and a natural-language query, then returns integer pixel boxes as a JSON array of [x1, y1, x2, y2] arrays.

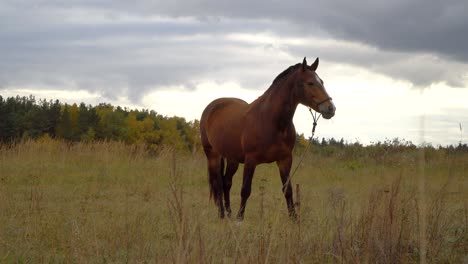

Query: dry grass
[[0, 139, 467, 263]]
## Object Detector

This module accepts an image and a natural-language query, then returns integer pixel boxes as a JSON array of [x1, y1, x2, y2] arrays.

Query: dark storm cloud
[[23, 0, 464, 61], [1, 0, 467, 102], [0, 6, 283, 100]]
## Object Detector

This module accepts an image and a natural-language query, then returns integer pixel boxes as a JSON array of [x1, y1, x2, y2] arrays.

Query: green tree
[[78, 103, 99, 139], [95, 104, 128, 140], [57, 105, 73, 140], [46, 100, 62, 137]]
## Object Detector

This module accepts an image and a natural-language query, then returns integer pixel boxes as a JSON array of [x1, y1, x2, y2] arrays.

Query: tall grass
[[0, 139, 467, 263]]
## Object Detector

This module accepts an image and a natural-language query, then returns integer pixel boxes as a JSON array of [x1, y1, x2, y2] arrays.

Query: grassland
[[0, 139, 467, 263]]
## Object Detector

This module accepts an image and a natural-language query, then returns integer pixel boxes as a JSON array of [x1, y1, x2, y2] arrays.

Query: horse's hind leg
[[207, 152, 225, 218], [223, 160, 239, 217]]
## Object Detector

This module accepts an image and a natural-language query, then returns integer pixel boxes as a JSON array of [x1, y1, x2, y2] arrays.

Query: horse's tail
[[209, 157, 225, 205]]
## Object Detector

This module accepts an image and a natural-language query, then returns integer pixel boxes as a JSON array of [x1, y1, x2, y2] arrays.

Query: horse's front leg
[[277, 156, 297, 219], [236, 160, 256, 220]]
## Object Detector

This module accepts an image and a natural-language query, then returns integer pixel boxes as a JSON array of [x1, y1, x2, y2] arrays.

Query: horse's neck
[[259, 77, 299, 129]]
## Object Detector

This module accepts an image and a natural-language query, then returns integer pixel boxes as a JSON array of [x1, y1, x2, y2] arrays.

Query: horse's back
[[201, 98, 247, 118], [200, 97, 249, 162]]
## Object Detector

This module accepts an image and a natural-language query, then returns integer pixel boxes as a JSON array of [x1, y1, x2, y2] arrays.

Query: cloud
[[0, 0, 467, 104], [0, 9, 296, 101], [12, 0, 463, 61]]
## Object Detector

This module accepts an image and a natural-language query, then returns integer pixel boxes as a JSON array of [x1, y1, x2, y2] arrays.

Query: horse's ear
[[310, 57, 319, 71], [302, 57, 307, 71]]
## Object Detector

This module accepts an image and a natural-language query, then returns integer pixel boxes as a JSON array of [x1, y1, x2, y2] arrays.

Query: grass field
[[0, 139, 467, 263]]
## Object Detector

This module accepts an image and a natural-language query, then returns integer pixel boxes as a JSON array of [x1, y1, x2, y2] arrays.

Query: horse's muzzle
[[320, 101, 336, 119]]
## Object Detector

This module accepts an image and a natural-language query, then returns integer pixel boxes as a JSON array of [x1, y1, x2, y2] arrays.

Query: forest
[[0, 95, 201, 152]]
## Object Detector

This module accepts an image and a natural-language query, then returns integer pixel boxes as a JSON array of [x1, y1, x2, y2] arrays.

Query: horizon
[[1, 93, 465, 148]]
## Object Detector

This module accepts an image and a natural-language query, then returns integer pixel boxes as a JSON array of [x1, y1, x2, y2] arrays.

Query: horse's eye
[[307, 82, 314, 86]]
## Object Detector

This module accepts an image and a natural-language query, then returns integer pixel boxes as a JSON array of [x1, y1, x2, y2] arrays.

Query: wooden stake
[[295, 183, 301, 209]]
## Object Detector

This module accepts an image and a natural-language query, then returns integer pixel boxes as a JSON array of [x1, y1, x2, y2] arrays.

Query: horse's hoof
[[236, 214, 244, 221], [289, 212, 298, 222], [219, 211, 225, 219]]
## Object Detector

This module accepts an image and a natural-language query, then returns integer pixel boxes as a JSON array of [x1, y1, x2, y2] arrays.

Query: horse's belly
[[241, 127, 295, 164], [210, 130, 244, 162], [257, 143, 292, 164]]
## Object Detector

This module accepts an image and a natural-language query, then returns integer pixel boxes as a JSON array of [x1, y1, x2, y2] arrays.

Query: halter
[[309, 96, 331, 132], [315, 97, 333, 108], [308, 107, 321, 136]]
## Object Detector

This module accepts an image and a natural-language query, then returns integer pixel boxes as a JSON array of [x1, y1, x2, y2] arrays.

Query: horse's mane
[[257, 63, 302, 98], [270, 63, 302, 87]]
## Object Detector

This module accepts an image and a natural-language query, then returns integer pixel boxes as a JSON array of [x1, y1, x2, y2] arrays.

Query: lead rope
[[284, 108, 321, 188]]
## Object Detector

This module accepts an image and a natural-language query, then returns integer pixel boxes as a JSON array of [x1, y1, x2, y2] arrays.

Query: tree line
[[1, 95, 466, 153], [0, 95, 200, 152]]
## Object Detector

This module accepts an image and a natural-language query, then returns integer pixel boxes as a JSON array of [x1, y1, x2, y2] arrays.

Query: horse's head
[[296, 57, 336, 119]]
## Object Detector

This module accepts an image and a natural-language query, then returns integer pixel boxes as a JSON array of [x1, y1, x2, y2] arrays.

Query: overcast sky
[[1, 0, 468, 145]]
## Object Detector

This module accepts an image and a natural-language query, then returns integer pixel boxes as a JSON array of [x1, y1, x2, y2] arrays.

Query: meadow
[[0, 139, 467, 263]]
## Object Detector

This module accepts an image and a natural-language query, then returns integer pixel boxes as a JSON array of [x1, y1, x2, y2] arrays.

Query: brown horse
[[200, 57, 335, 220]]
